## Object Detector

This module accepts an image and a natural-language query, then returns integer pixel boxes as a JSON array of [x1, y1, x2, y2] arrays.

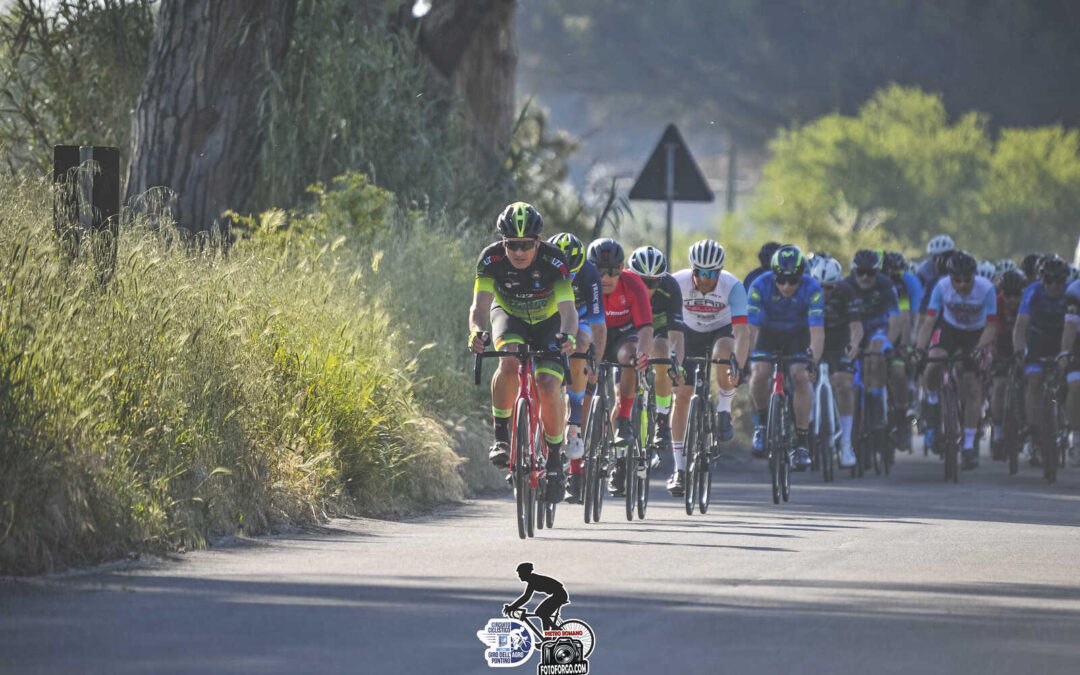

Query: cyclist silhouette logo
[[477, 562, 596, 672]]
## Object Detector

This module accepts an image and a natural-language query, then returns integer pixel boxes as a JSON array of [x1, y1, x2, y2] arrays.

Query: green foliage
[[0, 0, 154, 173], [751, 85, 1080, 260], [0, 175, 465, 575]]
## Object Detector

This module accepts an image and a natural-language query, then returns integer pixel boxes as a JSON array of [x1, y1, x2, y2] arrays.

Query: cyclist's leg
[[829, 356, 856, 465], [488, 308, 527, 466], [672, 327, 707, 467], [565, 324, 593, 481], [960, 367, 983, 452], [712, 328, 737, 440], [530, 316, 569, 499], [535, 594, 568, 631], [863, 332, 889, 428], [650, 333, 673, 447], [1067, 360, 1080, 464]]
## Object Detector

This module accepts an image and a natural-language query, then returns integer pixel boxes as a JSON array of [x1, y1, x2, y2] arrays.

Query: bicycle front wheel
[[514, 398, 534, 539], [582, 394, 604, 524], [633, 396, 650, 520], [684, 397, 701, 515], [766, 392, 785, 504], [558, 619, 596, 659], [941, 385, 960, 483]]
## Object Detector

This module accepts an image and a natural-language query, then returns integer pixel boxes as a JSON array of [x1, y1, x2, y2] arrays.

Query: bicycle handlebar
[[473, 349, 572, 387]]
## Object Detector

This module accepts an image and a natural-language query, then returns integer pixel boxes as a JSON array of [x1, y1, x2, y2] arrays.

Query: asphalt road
[[3, 448, 1080, 675]]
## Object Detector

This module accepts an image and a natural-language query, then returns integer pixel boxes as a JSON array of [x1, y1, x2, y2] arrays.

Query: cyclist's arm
[[558, 299, 579, 338], [733, 323, 750, 369], [848, 321, 864, 355], [1061, 293, 1080, 354], [637, 325, 655, 364], [976, 290, 998, 351], [886, 284, 901, 346], [916, 282, 943, 350], [810, 326, 824, 364], [669, 329, 685, 364], [808, 282, 825, 362], [506, 587, 534, 613], [470, 279, 495, 334], [896, 309, 912, 346], [729, 280, 750, 367], [887, 313, 901, 347], [1012, 314, 1030, 354]]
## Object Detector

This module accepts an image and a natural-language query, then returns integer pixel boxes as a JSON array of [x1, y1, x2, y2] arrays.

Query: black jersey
[[649, 274, 685, 334], [823, 282, 858, 352], [474, 241, 573, 324]]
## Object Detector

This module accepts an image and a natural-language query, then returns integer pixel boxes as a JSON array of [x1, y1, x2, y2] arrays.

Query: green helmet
[[548, 232, 585, 274], [496, 202, 543, 239]]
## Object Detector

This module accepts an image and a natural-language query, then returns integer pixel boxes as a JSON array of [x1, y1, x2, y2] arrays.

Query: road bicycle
[[474, 347, 571, 539], [999, 362, 1025, 475], [850, 351, 893, 477], [634, 357, 677, 520], [809, 359, 841, 482], [1029, 356, 1067, 484], [503, 607, 595, 659], [921, 352, 973, 483], [752, 353, 810, 504], [681, 353, 730, 515]]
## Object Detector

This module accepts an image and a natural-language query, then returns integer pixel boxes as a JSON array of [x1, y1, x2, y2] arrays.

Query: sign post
[[629, 124, 714, 262]]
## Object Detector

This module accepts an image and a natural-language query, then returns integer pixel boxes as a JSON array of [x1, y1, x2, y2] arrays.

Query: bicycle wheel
[[533, 427, 547, 532], [850, 391, 864, 478], [766, 392, 785, 504], [818, 388, 836, 483], [781, 400, 791, 502], [941, 385, 960, 483], [1003, 376, 1022, 475], [684, 397, 700, 515], [1043, 398, 1058, 484], [633, 396, 650, 520], [582, 395, 604, 524], [698, 409, 714, 513], [514, 398, 534, 539], [558, 619, 596, 659]]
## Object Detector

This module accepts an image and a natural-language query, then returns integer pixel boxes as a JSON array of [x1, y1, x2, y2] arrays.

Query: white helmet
[[810, 255, 844, 286], [628, 245, 667, 277], [995, 258, 1019, 275], [688, 239, 725, 270], [976, 261, 995, 280], [927, 235, 955, 256]]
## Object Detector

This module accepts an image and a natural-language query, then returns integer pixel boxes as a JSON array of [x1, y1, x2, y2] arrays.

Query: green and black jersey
[[650, 273, 685, 334], [474, 241, 574, 324]]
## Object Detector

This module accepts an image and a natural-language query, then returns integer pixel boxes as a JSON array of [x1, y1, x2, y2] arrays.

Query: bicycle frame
[[810, 361, 842, 446]]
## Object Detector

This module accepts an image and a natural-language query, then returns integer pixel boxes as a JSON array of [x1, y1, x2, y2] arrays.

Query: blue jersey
[[747, 272, 825, 332], [571, 260, 605, 326], [916, 259, 939, 313], [893, 271, 923, 314], [1018, 281, 1066, 339], [844, 272, 899, 335]]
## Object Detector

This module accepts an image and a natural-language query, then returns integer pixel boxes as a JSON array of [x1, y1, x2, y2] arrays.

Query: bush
[[0, 174, 465, 575]]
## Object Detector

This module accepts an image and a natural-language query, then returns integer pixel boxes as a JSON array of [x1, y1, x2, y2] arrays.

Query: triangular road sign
[[629, 124, 714, 202]]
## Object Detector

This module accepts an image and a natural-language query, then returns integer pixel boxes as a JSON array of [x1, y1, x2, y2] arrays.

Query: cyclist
[[744, 241, 782, 290], [1014, 255, 1069, 467], [627, 246, 686, 469], [587, 238, 654, 496], [1058, 273, 1080, 465], [916, 251, 997, 468], [468, 203, 579, 503], [548, 233, 606, 504], [670, 239, 748, 490], [996, 258, 1020, 278], [883, 250, 923, 450], [989, 269, 1027, 460], [917, 235, 956, 297], [810, 255, 862, 467], [1020, 253, 1043, 282], [847, 250, 901, 435], [746, 245, 825, 469], [504, 562, 568, 632]]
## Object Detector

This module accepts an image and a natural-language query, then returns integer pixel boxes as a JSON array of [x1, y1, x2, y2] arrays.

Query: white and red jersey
[[673, 269, 748, 333]]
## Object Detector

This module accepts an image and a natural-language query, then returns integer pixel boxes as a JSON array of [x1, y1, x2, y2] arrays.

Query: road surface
[[3, 450, 1080, 674]]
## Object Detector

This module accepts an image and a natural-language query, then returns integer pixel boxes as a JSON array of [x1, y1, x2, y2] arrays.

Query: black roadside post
[[52, 145, 120, 280]]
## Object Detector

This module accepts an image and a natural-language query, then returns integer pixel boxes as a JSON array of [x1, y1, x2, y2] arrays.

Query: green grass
[[0, 174, 467, 575]]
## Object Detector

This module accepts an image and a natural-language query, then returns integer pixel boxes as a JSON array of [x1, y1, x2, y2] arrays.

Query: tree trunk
[[125, 0, 295, 232]]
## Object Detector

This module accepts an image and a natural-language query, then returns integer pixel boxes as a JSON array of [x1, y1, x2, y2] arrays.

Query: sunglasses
[[641, 276, 663, 289], [599, 267, 621, 278], [951, 275, 973, 284], [1044, 276, 1067, 285], [503, 238, 537, 252], [855, 269, 877, 278], [693, 269, 720, 279], [776, 275, 801, 287]]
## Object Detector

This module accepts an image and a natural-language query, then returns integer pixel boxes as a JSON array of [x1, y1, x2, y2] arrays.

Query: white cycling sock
[[716, 388, 735, 414], [672, 441, 686, 471], [840, 415, 854, 448], [926, 390, 939, 405], [963, 427, 977, 450]]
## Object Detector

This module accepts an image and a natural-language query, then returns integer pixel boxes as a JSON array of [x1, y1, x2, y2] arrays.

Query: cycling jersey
[[1065, 279, 1080, 324], [890, 271, 923, 314], [917, 259, 941, 313], [992, 292, 1019, 361], [822, 282, 858, 353], [604, 270, 653, 330], [474, 241, 573, 324], [673, 269, 748, 333], [648, 273, 685, 336], [743, 266, 768, 291], [926, 276, 997, 330], [571, 260, 605, 326], [1018, 281, 1066, 340], [845, 273, 899, 336], [747, 272, 825, 332]]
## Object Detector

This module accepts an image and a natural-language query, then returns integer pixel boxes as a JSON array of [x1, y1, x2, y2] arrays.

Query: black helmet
[[548, 232, 585, 274], [998, 269, 1027, 295], [935, 249, 956, 276], [1020, 253, 1042, 280], [852, 249, 882, 272], [771, 244, 805, 276], [516, 562, 533, 575], [947, 251, 977, 277], [496, 202, 543, 239], [1039, 255, 1069, 282], [882, 251, 906, 275], [587, 238, 624, 267], [757, 242, 782, 268]]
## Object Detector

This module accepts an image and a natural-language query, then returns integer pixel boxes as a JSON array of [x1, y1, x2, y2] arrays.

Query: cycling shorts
[[752, 326, 811, 361], [683, 324, 734, 387], [1023, 331, 1062, 374], [929, 322, 981, 368], [491, 306, 564, 380], [859, 328, 892, 354], [821, 348, 854, 375], [603, 323, 638, 364]]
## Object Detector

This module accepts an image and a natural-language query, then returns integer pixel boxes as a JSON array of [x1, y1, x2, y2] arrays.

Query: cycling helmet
[[882, 251, 907, 275], [852, 249, 882, 272], [998, 269, 1027, 295], [1039, 255, 1069, 282], [586, 238, 624, 267], [907, 259, 920, 275], [628, 245, 667, 277], [689, 239, 726, 271], [947, 250, 977, 277], [810, 255, 844, 286], [516, 562, 533, 575], [995, 258, 1019, 276], [976, 260, 996, 280], [771, 244, 805, 276], [1021, 253, 1042, 280], [496, 202, 543, 239], [934, 249, 956, 276], [548, 232, 585, 274], [927, 234, 955, 256], [757, 241, 782, 268]]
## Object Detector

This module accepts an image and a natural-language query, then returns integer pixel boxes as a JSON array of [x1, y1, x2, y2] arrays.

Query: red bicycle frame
[[508, 358, 546, 491]]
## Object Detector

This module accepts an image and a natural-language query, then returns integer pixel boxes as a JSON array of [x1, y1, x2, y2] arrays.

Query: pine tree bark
[[125, 0, 295, 232]]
